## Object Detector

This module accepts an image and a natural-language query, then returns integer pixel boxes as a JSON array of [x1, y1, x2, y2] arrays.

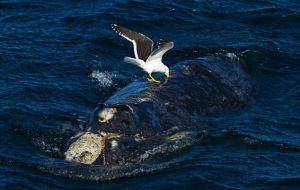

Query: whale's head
[[65, 104, 145, 165]]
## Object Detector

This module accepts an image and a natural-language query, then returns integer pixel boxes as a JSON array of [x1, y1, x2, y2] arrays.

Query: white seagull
[[111, 24, 174, 83]]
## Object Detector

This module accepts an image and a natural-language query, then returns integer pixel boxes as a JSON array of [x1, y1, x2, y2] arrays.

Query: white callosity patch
[[98, 108, 117, 122], [110, 140, 118, 150], [65, 132, 103, 164], [90, 70, 116, 87]]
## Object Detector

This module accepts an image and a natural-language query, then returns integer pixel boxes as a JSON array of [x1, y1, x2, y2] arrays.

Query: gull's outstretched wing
[[111, 24, 153, 62], [146, 39, 174, 63]]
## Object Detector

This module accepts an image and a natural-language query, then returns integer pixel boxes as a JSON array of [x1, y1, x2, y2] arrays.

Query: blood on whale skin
[[65, 55, 254, 165]]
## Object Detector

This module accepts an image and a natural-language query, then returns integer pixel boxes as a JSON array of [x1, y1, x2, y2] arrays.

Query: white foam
[[90, 70, 116, 87], [226, 53, 238, 60]]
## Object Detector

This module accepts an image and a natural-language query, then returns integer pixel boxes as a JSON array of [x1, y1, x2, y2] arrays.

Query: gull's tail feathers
[[123, 57, 143, 67]]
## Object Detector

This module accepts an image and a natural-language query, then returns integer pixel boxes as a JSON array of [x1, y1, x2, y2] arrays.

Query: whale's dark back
[[89, 56, 254, 137]]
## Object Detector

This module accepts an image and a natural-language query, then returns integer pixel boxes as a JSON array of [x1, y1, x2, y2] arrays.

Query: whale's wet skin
[[65, 56, 254, 165], [1, 0, 299, 189]]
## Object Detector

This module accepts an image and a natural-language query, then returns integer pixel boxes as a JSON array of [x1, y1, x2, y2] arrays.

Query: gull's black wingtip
[[158, 39, 170, 45]]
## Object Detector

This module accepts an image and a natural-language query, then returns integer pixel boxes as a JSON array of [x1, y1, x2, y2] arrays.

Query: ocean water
[[0, 0, 299, 189]]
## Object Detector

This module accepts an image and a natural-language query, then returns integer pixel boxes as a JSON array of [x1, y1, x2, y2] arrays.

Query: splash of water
[[90, 70, 116, 87]]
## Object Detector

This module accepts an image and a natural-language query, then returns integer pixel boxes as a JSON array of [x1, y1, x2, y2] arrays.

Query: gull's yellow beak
[[165, 73, 170, 78]]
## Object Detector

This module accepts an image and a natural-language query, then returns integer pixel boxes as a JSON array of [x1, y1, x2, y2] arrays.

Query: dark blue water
[[0, 0, 299, 189]]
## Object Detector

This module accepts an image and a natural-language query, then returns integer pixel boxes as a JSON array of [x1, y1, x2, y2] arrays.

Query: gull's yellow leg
[[147, 77, 152, 82], [148, 73, 161, 83], [145, 74, 152, 82]]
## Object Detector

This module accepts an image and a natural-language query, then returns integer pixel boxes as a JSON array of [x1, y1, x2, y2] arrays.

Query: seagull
[[111, 24, 174, 83]]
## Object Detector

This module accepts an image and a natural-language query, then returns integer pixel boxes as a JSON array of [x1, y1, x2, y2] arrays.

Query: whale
[[65, 55, 254, 165]]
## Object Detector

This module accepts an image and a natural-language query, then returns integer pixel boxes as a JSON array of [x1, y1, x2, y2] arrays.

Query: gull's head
[[164, 66, 170, 78]]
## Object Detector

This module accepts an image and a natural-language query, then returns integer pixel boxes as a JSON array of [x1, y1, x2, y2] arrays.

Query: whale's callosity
[[65, 55, 254, 165]]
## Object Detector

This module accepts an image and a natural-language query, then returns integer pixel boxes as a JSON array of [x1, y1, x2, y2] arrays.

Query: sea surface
[[0, 0, 299, 189]]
